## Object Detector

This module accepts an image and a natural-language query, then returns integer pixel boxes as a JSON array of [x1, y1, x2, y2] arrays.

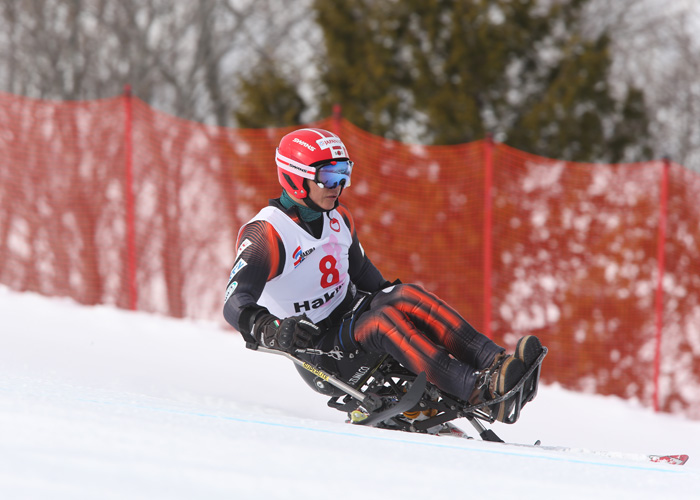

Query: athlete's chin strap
[[301, 180, 343, 213]]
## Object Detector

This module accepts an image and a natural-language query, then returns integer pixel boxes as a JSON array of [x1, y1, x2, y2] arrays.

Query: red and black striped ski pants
[[352, 283, 503, 401]]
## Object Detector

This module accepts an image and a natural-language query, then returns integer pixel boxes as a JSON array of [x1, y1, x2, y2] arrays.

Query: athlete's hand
[[276, 315, 321, 351], [254, 313, 321, 352]]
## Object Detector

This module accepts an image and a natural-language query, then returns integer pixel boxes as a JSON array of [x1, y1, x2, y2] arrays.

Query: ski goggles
[[314, 160, 353, 189]]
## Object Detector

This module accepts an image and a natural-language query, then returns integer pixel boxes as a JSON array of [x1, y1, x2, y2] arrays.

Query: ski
[[350, 372, 427, 427], [436, 422, 472, 439], [648, 454, 689, 466], [506, 442, 689, 466], [427, 423, 689, 466]]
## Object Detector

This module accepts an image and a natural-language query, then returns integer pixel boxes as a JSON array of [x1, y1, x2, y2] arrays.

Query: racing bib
[[247, 206, 352, 323]]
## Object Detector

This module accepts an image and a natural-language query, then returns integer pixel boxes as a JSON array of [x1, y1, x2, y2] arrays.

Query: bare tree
[[586, 0, 700, 172], [0, 0, 319, 315]]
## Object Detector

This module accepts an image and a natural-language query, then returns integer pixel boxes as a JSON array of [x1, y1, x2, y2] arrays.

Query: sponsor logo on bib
[[293, 245, 316, 268]]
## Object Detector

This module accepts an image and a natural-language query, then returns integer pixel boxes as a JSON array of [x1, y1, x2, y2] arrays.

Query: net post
[[482, 134, 494, 339], [653, 157, 670, 412], [123, 84, 138, 311]]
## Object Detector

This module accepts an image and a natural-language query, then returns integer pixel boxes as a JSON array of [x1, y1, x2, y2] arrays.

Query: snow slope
[[1, 286, 698, 499]]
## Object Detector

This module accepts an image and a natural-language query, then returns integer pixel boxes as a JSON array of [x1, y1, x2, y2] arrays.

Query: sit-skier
[[223, 128, 543, 421]]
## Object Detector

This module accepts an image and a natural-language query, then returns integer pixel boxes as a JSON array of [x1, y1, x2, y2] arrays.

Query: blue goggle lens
[[315, 160, 353, 189]]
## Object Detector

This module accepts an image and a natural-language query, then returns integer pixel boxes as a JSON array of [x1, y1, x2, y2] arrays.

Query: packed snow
[[1, 286, 698, 499]]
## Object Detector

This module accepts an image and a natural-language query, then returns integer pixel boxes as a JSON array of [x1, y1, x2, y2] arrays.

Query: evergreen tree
[[313, 0, 653, 162], [312, 0, 415, 140], [234, 64, 306, 128]]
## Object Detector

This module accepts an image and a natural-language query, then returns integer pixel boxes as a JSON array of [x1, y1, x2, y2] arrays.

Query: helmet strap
[[300, 180, 340, 214]]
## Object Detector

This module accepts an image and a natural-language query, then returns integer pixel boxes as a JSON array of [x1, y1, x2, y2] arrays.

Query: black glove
[[253, 313, 321, 352]]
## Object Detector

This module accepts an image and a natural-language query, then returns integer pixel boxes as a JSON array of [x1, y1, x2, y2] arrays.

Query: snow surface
[[1, 286, 698, 499]]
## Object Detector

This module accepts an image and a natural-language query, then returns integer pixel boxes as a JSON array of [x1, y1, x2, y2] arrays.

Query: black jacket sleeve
[[222, 219, 285, 341]]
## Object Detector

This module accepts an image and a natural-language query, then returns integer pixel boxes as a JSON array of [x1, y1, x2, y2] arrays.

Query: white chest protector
[[248, 206, 353, 323]]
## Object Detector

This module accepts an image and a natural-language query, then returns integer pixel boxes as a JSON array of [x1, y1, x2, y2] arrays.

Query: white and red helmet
[[275, 128, 352, 199]]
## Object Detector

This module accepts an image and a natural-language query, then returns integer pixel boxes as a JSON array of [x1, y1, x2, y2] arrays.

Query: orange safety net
[[1, 91, 699, 417]]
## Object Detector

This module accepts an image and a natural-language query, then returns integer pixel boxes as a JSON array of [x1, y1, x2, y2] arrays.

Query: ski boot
[[470, 353, 526, 423], [514, 335, 544, 404]]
